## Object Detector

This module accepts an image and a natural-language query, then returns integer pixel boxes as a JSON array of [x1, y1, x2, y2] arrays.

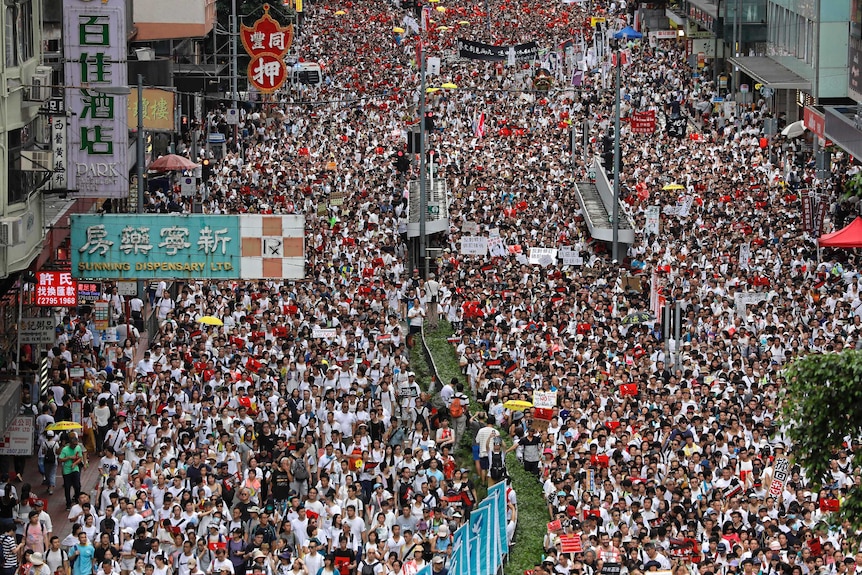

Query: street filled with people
[[17, 0, 862, 575]]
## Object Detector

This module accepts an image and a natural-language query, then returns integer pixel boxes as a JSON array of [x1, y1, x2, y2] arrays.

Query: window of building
[[7, 121, 40, 206], [4, 0, 34, 68]]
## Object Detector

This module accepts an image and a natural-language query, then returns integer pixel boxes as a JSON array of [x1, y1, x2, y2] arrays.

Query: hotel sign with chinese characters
[[241, 3, 293, 93], [71, 214, 306, 280], [63, 0, 129, 198]]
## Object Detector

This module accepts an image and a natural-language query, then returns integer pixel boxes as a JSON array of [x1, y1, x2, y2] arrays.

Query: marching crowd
[[18, 0, 862, 574]]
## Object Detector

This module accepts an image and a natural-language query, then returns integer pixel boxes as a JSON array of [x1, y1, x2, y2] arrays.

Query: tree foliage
[[781, 351, 862, 528]]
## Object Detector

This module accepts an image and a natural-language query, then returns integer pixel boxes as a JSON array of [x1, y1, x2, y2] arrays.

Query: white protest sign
[[461, 221, 479, 234], [529, 247, 558, 266], [533, 390, 557, 409], [488, 236, 507, 258], [739, 243, 751, 270], [461, 236, 489, 256], [678, 195, 694, 217], [644, 205, 660, 236], [733, 292, 769, 314], [516, 253, 530, 266], [427, 56, 441, 76], [312, 327, 338, 339], [559, 246, 581, 266]]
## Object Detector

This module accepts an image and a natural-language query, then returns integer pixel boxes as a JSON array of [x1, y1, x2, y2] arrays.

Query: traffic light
[[424, 111, 435, 131], [201, 158, 212, 181], [395, 151, 410, 173]]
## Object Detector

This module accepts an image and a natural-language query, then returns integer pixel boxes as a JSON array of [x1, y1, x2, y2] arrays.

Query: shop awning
[[729, 56, 812, 90]]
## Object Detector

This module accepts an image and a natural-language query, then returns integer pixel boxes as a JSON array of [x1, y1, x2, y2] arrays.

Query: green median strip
[[423, 321, 547, 575]]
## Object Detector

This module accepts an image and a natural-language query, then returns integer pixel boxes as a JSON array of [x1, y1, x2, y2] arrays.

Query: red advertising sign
[[803, 106, 825, 140], [241, 3, 293, 94], [630, 110, 656, 134], [35, 271, 77, 307]]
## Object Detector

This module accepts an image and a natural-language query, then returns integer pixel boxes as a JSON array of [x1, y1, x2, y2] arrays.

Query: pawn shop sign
[[241, 3, 293, 93], [241, 4, 294, 58]]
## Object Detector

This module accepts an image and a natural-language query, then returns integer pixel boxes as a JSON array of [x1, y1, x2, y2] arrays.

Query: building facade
[[0, 0, 48, 278]]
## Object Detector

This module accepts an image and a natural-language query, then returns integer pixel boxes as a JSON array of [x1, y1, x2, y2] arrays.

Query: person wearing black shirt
[[186, 453, 208, 487], [131, 528, 153, 562], [94, 533, 119, 565], [368, 410, 386, 444], [332, 537, 356, 575], [270, 458, 292, 503]]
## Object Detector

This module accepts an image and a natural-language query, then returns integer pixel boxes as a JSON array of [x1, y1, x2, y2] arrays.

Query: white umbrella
[[781, 120, 807, 138]]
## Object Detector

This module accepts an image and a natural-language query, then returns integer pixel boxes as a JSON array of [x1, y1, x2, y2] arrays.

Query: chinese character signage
[[241, 3, 292, 93], [128, 88, 176, 132], [63, 0, 129, 198], [71, 214, 306, 280], [50, 116, 67, 190], [36, 272, 78, 307]]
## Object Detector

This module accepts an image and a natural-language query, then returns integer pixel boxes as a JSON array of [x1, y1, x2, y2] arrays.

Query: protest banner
[[529, 247, 558, 266], [461, 236, 489, 256]]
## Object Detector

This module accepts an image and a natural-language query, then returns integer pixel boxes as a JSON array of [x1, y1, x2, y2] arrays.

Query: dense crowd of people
[[19, 0, 862, 574]]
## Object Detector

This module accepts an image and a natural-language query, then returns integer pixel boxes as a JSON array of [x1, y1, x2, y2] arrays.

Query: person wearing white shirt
[[135, 351, 155, 377]]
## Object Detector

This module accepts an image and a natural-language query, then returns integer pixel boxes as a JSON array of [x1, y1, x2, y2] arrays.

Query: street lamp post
[[136, 75, 145, 302], [611, 39, 621, 263], [418, 41, 428, 279]]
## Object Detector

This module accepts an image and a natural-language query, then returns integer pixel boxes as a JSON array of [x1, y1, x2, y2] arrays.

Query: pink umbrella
[[148, 154, 199, 173]]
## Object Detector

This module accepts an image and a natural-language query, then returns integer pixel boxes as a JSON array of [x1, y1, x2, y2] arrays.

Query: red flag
[[819, 498, 840, 512], [547, 519, 562, 532], [619, 383, 638, 397], [475, 112, 486, 139]]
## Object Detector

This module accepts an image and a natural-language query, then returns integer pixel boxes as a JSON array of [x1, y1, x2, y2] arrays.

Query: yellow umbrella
[[198, 316, 224, 326], [436, 6, 446, 11], [46, 421, 83, 431], [437, 25, 449, 30], [334, 9, 346, 14], [441, 82, 458, 89], [458, 20, 470, 24], [426, 87, 441, 93], [503, 400, 533, 411], [662, 183, 685, 191], [393, 26, 405, 33]]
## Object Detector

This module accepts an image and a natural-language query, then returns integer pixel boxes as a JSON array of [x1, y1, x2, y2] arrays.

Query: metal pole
[[137, 76, 146, 303], [485, 0, 490, 33], [734, 0, 741, 93], [812, 0, 821, 158], [231, 0, 239, 110], [419, 41, 428, 279], [611, 42, 621, 263], [15, 278, 22, 376], [663, 301, 671, 367], [674, 301, 682, 367], [713, 0, 722, 84]]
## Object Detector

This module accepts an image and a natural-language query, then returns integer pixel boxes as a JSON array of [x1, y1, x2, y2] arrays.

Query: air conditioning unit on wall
[[0, 217, 25, 247]]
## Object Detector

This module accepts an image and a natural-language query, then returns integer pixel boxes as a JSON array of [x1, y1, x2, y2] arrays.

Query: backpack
[[489, 452, 506, 481], [449, 396, 464, 418], [292, 457, 309, 481], [360, 561, 378, 575], [44, 442, 56, 465]]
